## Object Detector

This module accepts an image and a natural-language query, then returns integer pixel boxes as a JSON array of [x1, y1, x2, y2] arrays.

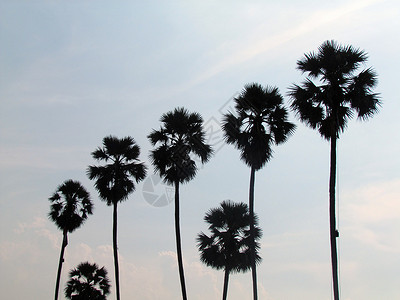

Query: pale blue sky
[[1, 1, 399, 299]]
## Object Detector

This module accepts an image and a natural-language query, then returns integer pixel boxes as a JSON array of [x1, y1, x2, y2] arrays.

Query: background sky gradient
[[1, 1, 399, 299]]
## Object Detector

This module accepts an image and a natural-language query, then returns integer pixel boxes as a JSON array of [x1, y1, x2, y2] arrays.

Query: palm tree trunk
[[113, 202, 121, 300], [54, 229, 68, 300], [174, 181, 188, 300], [249, 166, 258, 300], [222, 268, 230, 300], [329, 136, 340, 300]]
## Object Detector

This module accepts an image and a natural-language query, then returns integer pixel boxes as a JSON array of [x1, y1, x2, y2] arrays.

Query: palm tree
[[87, 136, 147, 300], [197, 200, 262, 300], [289, 40, 381, 300], [65, 262, 111, 300], [222, 83, 295, 300], [148, 107, 213, 300], [49, 179, 93, 300]]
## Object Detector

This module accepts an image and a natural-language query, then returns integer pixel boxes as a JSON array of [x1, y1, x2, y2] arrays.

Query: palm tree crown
[[49, 179, 93, 233], [289, 40, 381, 140], [197, 200, 262, 273], [222, 83, 295, 170], [49, 179, 93, 300], [148, 107, 213, 185], [87, 135, 147, 205], [65, 262, 111, 300]]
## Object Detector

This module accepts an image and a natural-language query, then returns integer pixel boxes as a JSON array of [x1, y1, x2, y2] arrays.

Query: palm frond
[[148, 128, 168, 146], [91, 147, 109, 161], [297, 51, 320, 77], [347, 68, 381, 120]]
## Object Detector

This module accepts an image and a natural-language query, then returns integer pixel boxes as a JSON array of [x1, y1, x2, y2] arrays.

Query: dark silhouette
[[87, 136, 147, 300], [65, 261, 111, 300], [148, 107, 213, 300], [197, 200, 262, 300], [48, 180, 93, 300], [222, 83, 295, 300], [289, 40, 381, 300]]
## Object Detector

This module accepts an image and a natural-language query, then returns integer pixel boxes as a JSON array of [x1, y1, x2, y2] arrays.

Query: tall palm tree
[[148, 107, 213, 300], [289, 40, 381, 300], [222, 83, 295, 300], [65, 261, 111, 300], [49, 179, 93, 300], [87, 136, 147, 300], [197, 200, 262, 300]]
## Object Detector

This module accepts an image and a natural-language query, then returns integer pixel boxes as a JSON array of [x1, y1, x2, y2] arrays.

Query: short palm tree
[[289, 40, 381, 300], [65, 261, 111, 300], [87, 136, 147, 300], [222, 83, 295, 300], [197, 200, 262, 300], [49, 179, 93, 300], [148, 107, 213, 300]]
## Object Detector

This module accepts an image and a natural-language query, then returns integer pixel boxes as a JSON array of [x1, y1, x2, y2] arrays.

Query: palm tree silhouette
[[49, 179, 93, 300], [197, 200, 262, 300], [87, 136, 147, 300], [222, 83, 295, 300], [289, 40, 381, 300], [65, 261, 111, 300], [148, 107, 213, 300]]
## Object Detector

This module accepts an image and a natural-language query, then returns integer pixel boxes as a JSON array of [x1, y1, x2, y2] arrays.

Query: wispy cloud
[[183, 0, 385, 89]]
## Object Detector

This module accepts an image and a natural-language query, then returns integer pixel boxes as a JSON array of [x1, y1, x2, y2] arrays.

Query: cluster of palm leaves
[[48, 40, 380, 300], [65, 262, 111, 300]]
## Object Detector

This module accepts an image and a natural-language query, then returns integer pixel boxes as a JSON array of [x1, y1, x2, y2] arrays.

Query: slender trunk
[[222, 268, 230, 300], [249, 166, 258, 300], [175, 181, 188, 300], [330, 136, 340, 300], [113, 202, 121, 300], [54, 229, 68, 300]]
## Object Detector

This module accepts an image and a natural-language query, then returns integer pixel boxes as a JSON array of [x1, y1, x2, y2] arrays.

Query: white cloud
[[14, 217, 60, 249], [0, 240, 30, 262], [14, 216, 46, 234], [158, 250, 177, 261], [342, 179, 400, 252], [343, 179, 400, 223]]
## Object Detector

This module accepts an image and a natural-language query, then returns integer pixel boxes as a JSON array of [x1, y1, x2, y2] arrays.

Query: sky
[[0, 0, 399, 299]]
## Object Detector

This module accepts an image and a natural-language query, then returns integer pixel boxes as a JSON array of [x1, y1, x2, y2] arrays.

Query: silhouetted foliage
[[289, 40, 381, 300], [222, 83, 296, 170], [289, 40, 380, 140], [148, 107, 213, 300], [87, 136, 147, 206], [197, 200, 262, 300], [87, 135, 147, 300], [148, 107, 213, 184], [222, 83, 295, 300], [65, 262, 110, 300], [49, 180, 93, 300]]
